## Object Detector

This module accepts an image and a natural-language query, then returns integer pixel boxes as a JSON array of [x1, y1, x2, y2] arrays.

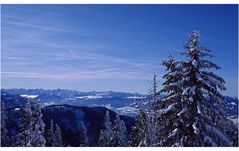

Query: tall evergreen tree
[[31, 100, 46, 147], [1, 102, 9, 146], [48, 119, 63, 147], [79, 122, 89, 147], [54, 124, 63, 147], [111, 114, 128, 147], [17, 100, 47, 147], [149, 73, 160, 111], [157, 55, 184, 146], [131, 104, 157, 147], [148, 74, 160, 135], [158, 31, 234, 146], [18, 100, 33, 147], [48, 119, 56, 146], [98, 111, 113, 147]]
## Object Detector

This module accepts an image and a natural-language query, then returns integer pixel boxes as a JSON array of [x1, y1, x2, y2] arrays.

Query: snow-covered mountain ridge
[[1, 88, 238, 119]]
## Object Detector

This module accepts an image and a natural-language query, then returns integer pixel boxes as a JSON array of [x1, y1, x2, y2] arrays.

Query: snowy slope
[[4, 104, 135, 147]]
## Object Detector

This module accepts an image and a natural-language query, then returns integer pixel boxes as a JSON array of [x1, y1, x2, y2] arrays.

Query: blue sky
[[1, 4, 238, 96]]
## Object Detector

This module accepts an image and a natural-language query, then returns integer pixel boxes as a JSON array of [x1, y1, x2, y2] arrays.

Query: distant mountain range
[[1, 88, 238, 120], [1, 88, 147, 116]]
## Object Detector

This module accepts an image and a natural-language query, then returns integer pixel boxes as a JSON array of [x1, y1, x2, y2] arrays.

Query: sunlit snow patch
[[116, 106, 137, 116], [75, 95, 103, 99], [20, 94, 38, 99], [43, 101, 56, 106], [14, 108, 20, 111], [126, 96, 146, 99]]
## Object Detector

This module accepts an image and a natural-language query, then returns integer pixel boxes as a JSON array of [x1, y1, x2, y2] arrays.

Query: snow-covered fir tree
[[79, 122, 89, 147], [54, 124, 63, 147], [48, 119, 56, 146], [18, 100, 33, 147], [1, 102, 10, 146], [111, 114, 128, 147], [17, 100, 47, 147], [156, 54, 184, 146], [31, 100, 46, 147], [149, 73, 160, 111], [48, 119, 63, 147], [158, 31, 235, 146], [130, 104, 157, 147], [147, 73, 162, 145], [98, 111, 113, 147]]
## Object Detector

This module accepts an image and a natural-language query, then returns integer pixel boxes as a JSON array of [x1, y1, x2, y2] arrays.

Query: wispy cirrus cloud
[[1, 68, 156, 81], [4, 20, 71, 33], [1, 5, 165, 93], [2, 31, 163, 81], [1, 71, 67, 80], [1, 56, 25, 60]]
